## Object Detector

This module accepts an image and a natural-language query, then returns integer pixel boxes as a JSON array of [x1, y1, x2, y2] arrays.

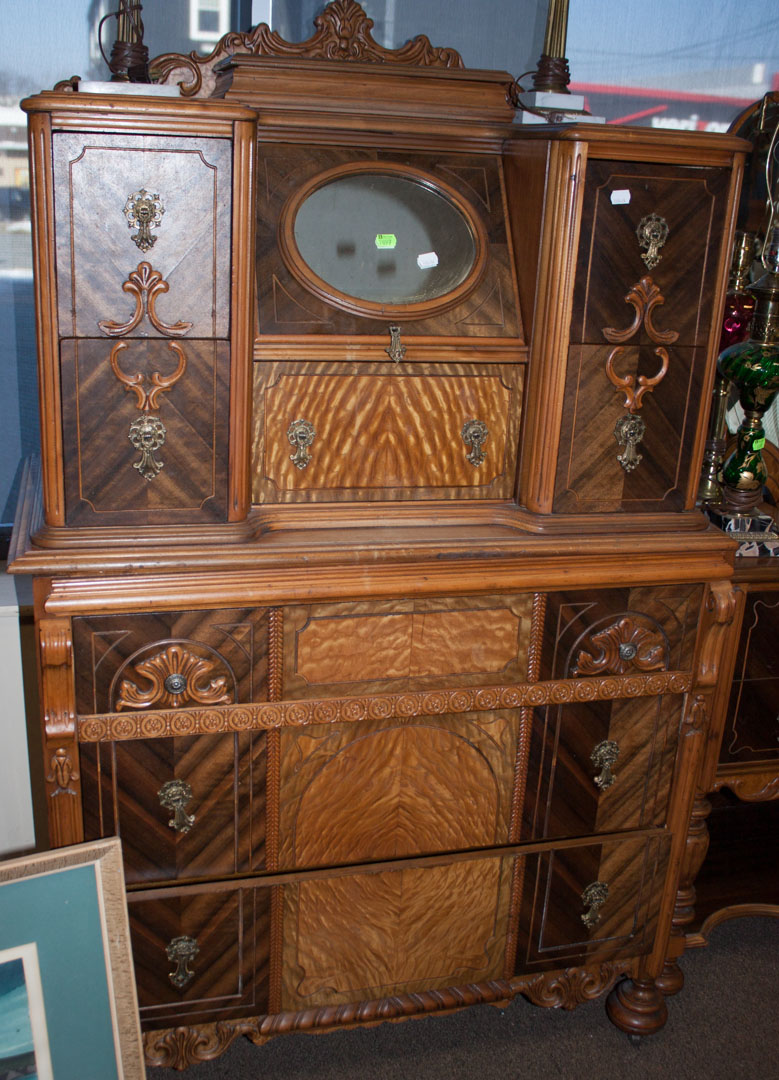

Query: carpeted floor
[[150, 917, 778, 1079]]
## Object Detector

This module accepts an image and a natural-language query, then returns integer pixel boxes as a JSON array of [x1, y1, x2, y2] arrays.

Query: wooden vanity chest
[[11, 2, 749, 1069]]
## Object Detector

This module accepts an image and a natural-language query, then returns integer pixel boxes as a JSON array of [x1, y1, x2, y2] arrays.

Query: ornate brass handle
[[385, 324, 406, 363], [287, 419, 316, 470], [590, 740, 620, 790], [158, 779, 195, 834], [581, 881, 610, 928], [462, 419, 488, 467], [636, 213, 669, 270], [166, 935, 199, 990]]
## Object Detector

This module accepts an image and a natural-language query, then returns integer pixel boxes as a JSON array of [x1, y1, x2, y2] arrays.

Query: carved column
[[39, 616, 83, 847]]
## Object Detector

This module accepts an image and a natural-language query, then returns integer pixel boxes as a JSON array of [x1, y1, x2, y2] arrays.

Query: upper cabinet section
[[257, 146, 523, 341]]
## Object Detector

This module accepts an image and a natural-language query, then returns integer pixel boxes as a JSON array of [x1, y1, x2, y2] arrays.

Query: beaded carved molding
[[79, 670, 692, 742]]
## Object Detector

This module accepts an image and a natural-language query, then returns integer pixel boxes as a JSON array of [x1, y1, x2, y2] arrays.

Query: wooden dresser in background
[[10, 2, 751, 1070]]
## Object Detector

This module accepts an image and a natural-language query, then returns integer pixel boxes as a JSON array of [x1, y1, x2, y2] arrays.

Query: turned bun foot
[[654, 958, 685, 996], [606, 976, 668, 1039]]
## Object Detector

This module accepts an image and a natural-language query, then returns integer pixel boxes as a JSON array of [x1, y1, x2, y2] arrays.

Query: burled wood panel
[[522, 694, 680, 840], [278, 712, 519, 870], [541, 586, 702, 683], [253, 362, 521, 501], [284, 595, 533, 698], [256, 145, 522, 339], [53, 133, 232, 339], [72, 607, 269, 713], [128, 885, 270, 1024], [281, 855, 513, 1009], [515, 834, 669, 974], [80, 731, 266, 884], [570, 162, 730, 347], [61, 338, 230, 524], [553, 342, 707, 512], [720, 591, 779, 765]]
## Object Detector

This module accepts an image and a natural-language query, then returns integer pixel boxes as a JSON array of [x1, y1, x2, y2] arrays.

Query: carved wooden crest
[[151, 0, 464, 98]]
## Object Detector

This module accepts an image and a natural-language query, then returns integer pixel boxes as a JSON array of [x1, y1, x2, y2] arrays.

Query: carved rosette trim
[[571, 616, 668, 677], [98, 262, 193, 338], [81, 670, 692, 742], [150, 0, 463, 99], [115, 644, 234, 711], [143, 961, 630, 1068]]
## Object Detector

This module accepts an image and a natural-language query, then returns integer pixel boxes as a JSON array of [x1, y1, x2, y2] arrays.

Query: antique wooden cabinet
[[11, 2, 750, 1070]]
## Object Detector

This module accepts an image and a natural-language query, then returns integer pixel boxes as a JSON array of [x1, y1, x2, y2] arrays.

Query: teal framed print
[[0, 839, 144, 1080]]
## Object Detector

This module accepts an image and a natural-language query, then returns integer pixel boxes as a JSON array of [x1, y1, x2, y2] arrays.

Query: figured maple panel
[[522, 694, 680, 840], [253, 362, 521, 501], [256, 144, 522, 339], [277, 712, 518, 870], [128, 885, 270, 1024], [515, 833, 670, 974], [281, 855, 513, 1009], [553, 342, 707, 512], [570, 162, 731, 347], [80, 731, 267, 884], [52, 133, 232, 339], [61, 338, 230, 524], [720, 590, 779, 766], [284, 594, 533, 697]]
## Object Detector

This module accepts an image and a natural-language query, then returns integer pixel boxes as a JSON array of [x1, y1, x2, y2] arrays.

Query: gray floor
[[151, 916, 779, 1079]]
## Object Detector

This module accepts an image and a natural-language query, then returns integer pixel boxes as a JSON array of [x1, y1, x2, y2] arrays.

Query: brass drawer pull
[[158, 779, 195, 834], [462, 419, 488, 467], [590, 739, 620, 790], [166, 935, 199, 990], [385, 324, 406, 363], [581, 881, 610, 928], [288, 419, 316, 470]]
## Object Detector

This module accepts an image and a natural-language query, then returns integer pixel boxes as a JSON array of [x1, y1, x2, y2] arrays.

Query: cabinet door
[[719, 590, 779, 766], [128, 884, 271, 1025], [514, 834, 669, 974]]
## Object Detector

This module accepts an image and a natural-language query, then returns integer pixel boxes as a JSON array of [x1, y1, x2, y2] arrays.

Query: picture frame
[[0, 838, 145, 1080]]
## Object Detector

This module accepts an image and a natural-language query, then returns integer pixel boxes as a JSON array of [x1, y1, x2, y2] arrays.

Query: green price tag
[[375, 234, 397, 249], [752, 436, 766, 451]]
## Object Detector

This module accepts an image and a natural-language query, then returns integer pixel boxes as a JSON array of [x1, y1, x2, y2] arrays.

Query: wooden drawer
[[53, 132, 232, 340], [514, 833, 669, 974], [61, 338, 230, 525], [280, 853, 514, 1011], [522, 694, 681, 840], [277, 711, 520, 871], [541, 585, 702, 681], [252, 361, 522, 502], [570, 161, 731, 348], [128, 884, 271, 1025], [282, 594, 534, 699], [81, 731, 267, 885]]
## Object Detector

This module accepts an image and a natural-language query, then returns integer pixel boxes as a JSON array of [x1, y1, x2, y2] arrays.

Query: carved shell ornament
[[571, 616, 668, 677], [115, 643, 234, 710]]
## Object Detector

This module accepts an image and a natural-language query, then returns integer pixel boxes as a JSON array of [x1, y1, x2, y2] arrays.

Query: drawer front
[[252, 362, 522, 501], [81, 731, 267, 884], [72, 607, 270, 714], [541, 585, 702, 681], [61, 338, 230, 524], [277, 711, 520, 871], [283, 594, 534, 699], [720, 590, 779, 766], [281, 854, 514, 1011], [53, 132, 232, 340], [128, 885, 270, 1025], [522, 694, 680, 840], [514, 833, 670, 974], [553, 342, 707, 513], [570, 161, 731, 348]]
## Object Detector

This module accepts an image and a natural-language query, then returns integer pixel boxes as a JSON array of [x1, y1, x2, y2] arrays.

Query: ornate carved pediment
[[151, 0, 464, 99]]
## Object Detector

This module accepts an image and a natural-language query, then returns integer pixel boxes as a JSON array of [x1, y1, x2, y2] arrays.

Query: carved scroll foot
[[606, 976, 668, 1039]]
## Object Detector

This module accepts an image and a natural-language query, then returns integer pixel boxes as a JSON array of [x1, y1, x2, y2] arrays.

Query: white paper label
[[611, 189, 631, 205], [417, 251, 439, 269]]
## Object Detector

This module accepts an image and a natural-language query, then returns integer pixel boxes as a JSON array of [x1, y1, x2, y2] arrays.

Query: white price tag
[[610, 189, 631, 205]]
